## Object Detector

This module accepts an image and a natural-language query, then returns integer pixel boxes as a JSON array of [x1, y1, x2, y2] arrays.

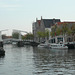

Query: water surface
[[0, 44, 75, 75]]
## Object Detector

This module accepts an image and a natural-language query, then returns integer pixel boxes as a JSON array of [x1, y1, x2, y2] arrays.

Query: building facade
[[50, 22, 75, 43], [32, 17, 60, 42]]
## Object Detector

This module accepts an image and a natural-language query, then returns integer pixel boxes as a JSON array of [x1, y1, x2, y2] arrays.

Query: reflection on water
[[0, 45, 75, 75], [33, 47, 75, 75]]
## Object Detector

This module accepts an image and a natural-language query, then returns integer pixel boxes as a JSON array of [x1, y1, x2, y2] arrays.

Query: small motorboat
[[49, 43, 68, 49], [38, 43, 49, 48]]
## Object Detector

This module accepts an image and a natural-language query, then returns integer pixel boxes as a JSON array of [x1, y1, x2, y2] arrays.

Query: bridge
[[0, 29, 38, 47], [0, 29, 29, 46], [13, 29, 29, 40]]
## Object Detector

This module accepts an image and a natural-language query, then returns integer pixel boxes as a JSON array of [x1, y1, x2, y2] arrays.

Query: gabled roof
[[42, 19, 60, 28]]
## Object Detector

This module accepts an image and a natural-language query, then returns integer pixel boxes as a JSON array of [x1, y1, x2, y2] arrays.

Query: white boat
[[49, 43, 68, 49], [12, 41, 17, 45], [38, 43, 49, 48]]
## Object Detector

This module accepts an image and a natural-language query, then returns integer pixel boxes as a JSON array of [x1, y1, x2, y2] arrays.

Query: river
[[0, 44, 75, 75]]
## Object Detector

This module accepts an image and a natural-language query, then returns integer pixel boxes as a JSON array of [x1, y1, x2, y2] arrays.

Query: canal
[[0, 44, 75, 75]]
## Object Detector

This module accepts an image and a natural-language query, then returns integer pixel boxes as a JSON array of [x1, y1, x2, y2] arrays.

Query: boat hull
[[49, 43, 68, 49], [0, 47, 5, 56]]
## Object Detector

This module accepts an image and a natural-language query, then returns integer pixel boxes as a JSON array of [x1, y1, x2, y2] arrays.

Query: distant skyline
[[0, 0, 75, 35]]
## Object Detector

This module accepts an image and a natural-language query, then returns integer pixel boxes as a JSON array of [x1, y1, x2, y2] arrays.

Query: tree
[[50, 31, 54, 37], [28, 33, 34, 40], [37, 31, 43, 42], [71, 24, 75, 41], [12, 32, 19, 39], [50, 25, 57, 37], [45, 29, 49, 40], [71, 24, 75, 34], [22, 33, 34, 40], [56, 27, 61, 36], [61, 23, 69, 36], [67, 29, 72, 36], [37, 30, 50, 42]]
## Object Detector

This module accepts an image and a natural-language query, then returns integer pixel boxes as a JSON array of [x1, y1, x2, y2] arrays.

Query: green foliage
[[37, 30, 49, 41], [45, 29, 49, 36], [67, 29, 72, 36], [50, 23, 71, 37], [45, 29, 49, 39], [50, 25, 57, 37], [71, 24, 75, 34], [61, 23, 68, 35], [56, 28, 61, 36], [50, 31, 55, 37], [12, 32, 19, 39], [37, 30, 49, 38], [37, 31, 43, 42], [22, 33, 33, 40], [37, 31, 43, 37]]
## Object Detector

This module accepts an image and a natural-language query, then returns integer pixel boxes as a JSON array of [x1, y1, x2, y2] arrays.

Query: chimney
[[36, 18, 38, 22], [41, 16, 42, 20], [53, 18, 55, 24]]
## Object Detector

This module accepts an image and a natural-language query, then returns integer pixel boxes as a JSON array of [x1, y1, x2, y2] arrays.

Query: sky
[[0, 0, 75, 35]]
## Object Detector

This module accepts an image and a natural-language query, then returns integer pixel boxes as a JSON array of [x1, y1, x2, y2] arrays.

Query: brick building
[[32, 16, 60, 42]]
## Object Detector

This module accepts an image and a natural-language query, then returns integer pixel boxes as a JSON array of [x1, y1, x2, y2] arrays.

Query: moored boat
[[65, 42, 75, 49], [30, 41, 39, 46], [49, 43, 68, 49], [0, 47, 5, 55], [38, 43, 49, 48]]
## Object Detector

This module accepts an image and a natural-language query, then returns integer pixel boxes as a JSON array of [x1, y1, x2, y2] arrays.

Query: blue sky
[[0, 0, 75, 35]]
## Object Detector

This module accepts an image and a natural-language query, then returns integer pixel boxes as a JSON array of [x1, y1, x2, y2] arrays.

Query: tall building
[[32, 16, 61, 42]]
